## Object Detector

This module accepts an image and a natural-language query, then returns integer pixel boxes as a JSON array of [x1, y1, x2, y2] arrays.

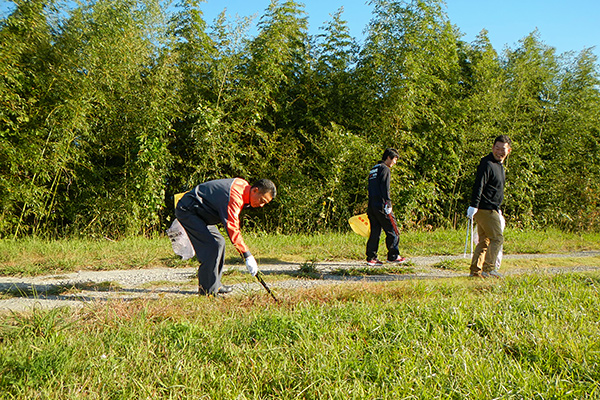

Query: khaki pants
[[471, 209, 504, 275]]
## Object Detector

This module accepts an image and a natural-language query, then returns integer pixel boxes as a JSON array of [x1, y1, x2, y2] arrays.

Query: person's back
[[365, 148, 405, 265], [368, 161, 391, 209]]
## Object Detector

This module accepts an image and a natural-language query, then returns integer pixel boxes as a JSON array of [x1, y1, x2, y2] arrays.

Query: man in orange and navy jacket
[[175, 178, 276, 295]]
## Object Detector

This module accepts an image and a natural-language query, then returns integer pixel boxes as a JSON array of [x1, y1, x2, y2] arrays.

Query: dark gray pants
[[175, 207, 225, 294]]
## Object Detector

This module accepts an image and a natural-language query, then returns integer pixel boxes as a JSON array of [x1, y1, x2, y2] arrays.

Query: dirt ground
[[1, 252, 599, 313]]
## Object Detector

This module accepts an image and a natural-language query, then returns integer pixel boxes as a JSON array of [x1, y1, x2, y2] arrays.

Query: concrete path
[[1, 251, 599, 313]]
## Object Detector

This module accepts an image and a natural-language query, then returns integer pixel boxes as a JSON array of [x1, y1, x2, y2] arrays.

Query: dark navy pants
[[366, 205, 400, 261], [175, 198, 225, 294]]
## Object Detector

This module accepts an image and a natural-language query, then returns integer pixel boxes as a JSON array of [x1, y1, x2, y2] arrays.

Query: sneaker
[[366, 259, 383, 266], [482, 270, 503, 279], [387, 255, 406, 264], [469, 272, 484, 278], [217, 285, 234, 294]]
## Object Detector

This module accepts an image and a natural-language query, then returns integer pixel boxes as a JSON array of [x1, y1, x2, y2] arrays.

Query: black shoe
[[217, 285, 233, 294]]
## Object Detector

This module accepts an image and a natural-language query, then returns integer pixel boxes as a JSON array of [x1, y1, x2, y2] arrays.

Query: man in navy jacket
[[176, 178, 276, 295], [366, 148, 406, 266]]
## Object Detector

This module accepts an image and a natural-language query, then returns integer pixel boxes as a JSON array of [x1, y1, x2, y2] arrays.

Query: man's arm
[[224, 179, 258, 276], [379, 165, 391, 205], [470, 161, 490, 208], [225, 179, 251, 257]]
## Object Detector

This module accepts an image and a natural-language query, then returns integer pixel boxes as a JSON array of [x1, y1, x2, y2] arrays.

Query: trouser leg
[[366, 206, 399, 261], [366, 207, 382, 260], [470, 222, 488, 275], [175, 211, 226, 294], [471, 210, 503, 274], [383, 213, 400, 261]]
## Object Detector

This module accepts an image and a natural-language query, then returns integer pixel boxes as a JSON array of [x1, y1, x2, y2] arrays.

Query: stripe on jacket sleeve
[[225, 178, 250, 255]]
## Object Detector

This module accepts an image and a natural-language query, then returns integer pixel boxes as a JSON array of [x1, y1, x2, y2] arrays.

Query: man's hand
[[467, 206, 478, 219], [245, 255, 258, 276]]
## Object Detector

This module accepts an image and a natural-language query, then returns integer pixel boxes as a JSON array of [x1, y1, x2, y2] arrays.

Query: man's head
[[382, 148, 399, 168], [250, 179, 277, 208], [492, 135, 512, 163]]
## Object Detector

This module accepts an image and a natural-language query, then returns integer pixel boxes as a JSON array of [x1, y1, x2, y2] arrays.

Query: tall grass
[[1, 272, 599, 398], [1, 228, 599, 276]]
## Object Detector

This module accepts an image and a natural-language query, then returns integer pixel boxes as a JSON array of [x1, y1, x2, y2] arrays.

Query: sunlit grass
[[502, 255, 600, 270], [1, 228, 599, 277], [1, 271, 599, 399]]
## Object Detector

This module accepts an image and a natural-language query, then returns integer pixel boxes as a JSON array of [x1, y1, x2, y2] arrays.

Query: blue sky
[[1, 0, 598, 60], [195, 0, 599, 60]]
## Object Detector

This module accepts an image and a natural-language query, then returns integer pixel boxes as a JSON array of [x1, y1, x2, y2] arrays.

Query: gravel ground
[[1, 251, 599, 313]]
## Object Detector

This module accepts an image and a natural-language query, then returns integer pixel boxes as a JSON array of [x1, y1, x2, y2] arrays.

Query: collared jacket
[[184, 178, 251, 258]]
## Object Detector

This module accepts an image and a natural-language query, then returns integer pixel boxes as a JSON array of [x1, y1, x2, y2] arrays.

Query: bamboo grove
[[1, 0, 599, 238]]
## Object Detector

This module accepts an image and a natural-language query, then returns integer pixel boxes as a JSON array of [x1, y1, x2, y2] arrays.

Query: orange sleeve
[[226, 179, 250, 256]]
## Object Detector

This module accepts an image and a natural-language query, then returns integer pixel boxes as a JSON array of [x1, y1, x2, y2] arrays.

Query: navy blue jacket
[[368, 162, 391, 208]]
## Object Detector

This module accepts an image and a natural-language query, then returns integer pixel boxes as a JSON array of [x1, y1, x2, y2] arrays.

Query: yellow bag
[[174, 192, 186, 209], [348, 213, 370, 238]]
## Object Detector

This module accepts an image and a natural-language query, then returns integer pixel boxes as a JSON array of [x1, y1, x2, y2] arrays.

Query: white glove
[[467, 206, 478, 219], [384, 203, 392, 215], [245, 255, 258, 276]]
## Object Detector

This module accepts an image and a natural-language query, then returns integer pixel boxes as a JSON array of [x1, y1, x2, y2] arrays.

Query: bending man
[[176, 178, 276, 295]]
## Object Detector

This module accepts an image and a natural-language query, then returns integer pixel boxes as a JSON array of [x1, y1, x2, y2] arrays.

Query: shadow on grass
[[0, 280, 201, 301], [224, 256, 299, 265], [1, 281, 125, 299], [252, 261, 417, 280], [330, 266, 415, 277]]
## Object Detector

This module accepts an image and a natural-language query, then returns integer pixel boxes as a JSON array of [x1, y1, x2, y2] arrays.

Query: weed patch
[[331, 265, 415, 276]]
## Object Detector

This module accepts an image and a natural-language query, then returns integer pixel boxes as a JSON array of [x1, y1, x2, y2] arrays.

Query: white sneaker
[[387, 255, 407, 264], [482, 270, 503, 279]]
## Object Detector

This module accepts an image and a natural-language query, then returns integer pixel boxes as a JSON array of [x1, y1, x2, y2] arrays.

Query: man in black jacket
[[467, 135, 512, 278], [366, 148, 406, 266]]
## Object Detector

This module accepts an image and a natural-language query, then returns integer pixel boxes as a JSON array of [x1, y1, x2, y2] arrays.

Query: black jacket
[[470, 153, 506, 210], [368, 162, 391, 208]]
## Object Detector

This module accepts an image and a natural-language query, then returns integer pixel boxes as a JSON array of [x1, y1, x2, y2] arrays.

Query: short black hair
[[382, 148, 399, 161], [494, 135, 512, 146], [252, 179, 277, 198]]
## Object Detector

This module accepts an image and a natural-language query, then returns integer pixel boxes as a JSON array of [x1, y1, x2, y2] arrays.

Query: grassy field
[[1, 272, 599, 398], [1, 227, 599, 276], [1, 229, 600, 398]]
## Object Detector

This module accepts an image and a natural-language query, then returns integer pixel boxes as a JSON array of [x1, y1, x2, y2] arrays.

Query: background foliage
[[1, 0, 599, 238]]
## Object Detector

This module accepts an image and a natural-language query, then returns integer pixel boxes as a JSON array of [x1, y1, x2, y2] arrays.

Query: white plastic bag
[[166, 219, 195, 260], [496, 212, 505, 270]]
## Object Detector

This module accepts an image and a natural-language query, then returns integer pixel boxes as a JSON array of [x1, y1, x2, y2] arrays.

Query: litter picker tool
[[463, 217, 474, 258], [256, 271, 279, 302], [389, 212, 400, 236]]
